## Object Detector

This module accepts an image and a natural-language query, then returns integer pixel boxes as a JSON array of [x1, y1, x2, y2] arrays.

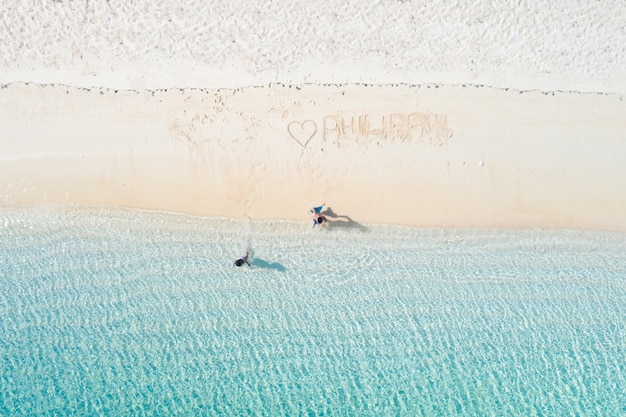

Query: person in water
[[234, 250, 250, 267], [310, 204, 327, 228]]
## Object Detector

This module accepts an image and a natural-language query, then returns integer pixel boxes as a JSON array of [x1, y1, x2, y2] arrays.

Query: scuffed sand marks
[[1, 82, 625, 230]]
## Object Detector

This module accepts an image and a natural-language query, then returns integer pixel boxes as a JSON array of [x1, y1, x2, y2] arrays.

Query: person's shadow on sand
[[252, 258, 286, 272], [322, 207, 368, 232]]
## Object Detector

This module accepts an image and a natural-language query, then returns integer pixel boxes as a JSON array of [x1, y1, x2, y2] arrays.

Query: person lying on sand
[[310, 204, 327, 228], [234, 251, 250, 267]]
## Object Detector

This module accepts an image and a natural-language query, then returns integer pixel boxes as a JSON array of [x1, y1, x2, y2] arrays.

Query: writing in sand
[[288, 111, 452, 149]]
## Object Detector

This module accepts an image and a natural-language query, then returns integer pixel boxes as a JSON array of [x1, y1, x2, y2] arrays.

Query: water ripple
[[0, 205, 625, 415]]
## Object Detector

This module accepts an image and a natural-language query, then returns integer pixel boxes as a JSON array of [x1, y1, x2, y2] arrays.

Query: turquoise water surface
[[1, 205, 625, 416]]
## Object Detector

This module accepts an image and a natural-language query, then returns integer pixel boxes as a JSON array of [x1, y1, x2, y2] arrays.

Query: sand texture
[[2, 0, 626, 92], [1, 1, 625, 230]]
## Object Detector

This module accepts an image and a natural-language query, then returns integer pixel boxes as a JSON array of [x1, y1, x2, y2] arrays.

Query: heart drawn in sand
[[287, 120, 317, 149]]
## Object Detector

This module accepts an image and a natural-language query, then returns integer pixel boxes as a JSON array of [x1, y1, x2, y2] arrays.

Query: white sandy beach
[[1, 0, 626, 230]]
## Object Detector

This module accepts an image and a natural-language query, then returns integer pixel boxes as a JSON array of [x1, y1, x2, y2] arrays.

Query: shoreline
[[2, 82, 625, 232], [5, 202, 626, 238], [3, 1, 625, 232]]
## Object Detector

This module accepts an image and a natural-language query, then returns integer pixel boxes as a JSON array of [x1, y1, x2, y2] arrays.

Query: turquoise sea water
[[1, 205, 625, 416]]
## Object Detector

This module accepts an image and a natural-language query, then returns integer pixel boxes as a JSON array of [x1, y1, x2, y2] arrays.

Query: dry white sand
[[1, 1, 626, 230]]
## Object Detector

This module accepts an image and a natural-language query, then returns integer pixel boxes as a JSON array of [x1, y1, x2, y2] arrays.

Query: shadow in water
[[252, 258, 286, 272], [322, 207, 368, 232]]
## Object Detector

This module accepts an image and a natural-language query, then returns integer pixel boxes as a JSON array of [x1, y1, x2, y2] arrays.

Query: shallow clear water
[[1, 205, 625, 416]]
